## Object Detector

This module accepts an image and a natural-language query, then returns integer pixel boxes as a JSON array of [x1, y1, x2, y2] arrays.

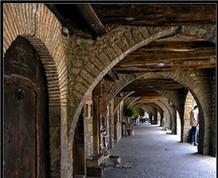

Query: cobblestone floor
[[101, 123, 216, 178]]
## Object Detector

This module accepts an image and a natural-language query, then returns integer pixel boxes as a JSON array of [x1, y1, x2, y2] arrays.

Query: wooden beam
[[76, 4, 106, 35], [140, 41, 215, 52], [92, 4, 216, 25], [116, 49, 216, 67]]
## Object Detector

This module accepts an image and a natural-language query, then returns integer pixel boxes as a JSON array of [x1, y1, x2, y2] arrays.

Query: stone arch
[[113, 91, 135, 112], [132, 97, 173, 130], [3, 3, 68, 177], [68, 24, 215, 176], [157, 89, 187, 124], [69, 23, 215, 134], [69, 26, 181, 134], [134, 103, 157, 123], [139, 106, 152, 120], [181, 24, 216, 43], [125, 97, 140, 108], [119, 69, 215, 153], [147, 103, 164, 126], [158, 70, 214, 155], [106, 72, 179, 132]]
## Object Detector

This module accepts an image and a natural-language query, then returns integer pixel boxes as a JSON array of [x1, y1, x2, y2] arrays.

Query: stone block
[[87, 166, 103, 177], [87, 154, 104, 167], [105, 155, 121, 166]]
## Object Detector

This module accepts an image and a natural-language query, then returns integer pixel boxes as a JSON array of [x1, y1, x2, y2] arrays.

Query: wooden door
[[4, 36, 49, 178]]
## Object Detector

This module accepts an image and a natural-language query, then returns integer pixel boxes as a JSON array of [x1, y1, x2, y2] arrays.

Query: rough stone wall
[[210, 69, 216, 156]]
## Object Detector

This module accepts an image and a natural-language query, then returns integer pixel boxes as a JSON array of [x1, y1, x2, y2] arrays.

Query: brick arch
[[3, 3, 68, 177], [3, 3, 68, 106]]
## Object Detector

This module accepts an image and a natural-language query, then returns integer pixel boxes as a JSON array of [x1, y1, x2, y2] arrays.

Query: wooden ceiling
[[121, 78, 185, 97], [91, 4, 216, 26], [115, 35, 216, 73], [49, 4, 216, 100]]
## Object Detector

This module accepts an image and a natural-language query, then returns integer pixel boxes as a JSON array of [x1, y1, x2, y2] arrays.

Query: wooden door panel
[[4, 78, 18, 177], [17, 83, 36, 178], [4, 77, 37, 178]]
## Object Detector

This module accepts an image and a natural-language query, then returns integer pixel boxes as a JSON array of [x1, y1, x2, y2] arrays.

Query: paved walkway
[[102, 123, 216, 178]]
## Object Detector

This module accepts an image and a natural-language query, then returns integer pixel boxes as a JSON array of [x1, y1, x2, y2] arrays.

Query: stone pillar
[[152, 110, 157, 125], [74, 110, 86, 176], [84, 99, 94, 158], [93, 82, 101, 155], [171, 107, 177, 134], [183, 92, 196, 143], [109, 99, 115, 148]]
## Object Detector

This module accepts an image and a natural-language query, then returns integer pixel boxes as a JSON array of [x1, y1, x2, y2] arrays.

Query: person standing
[[136, 114, 140, 125], [195, 114, 200, 145], [190, 105, 199, 146]]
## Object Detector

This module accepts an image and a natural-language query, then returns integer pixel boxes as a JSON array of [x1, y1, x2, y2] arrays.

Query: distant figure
[[136, 114, 140, 125], [195, 114, 200, 145], [190, 105, 199, 146]]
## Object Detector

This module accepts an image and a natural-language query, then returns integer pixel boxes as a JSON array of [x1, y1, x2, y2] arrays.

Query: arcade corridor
[[2, 3, 216, 178]]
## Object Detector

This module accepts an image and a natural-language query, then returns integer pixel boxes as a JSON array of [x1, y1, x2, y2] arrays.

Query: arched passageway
[[2, 3, 216, 178]]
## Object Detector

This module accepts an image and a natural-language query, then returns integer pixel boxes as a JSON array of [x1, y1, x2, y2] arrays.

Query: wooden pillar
[[93, 82, 102, 155]]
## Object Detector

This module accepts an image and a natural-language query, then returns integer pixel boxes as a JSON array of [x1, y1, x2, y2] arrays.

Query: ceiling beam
[[76, 4, 106, 35], [92, 4, 215, 26]]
